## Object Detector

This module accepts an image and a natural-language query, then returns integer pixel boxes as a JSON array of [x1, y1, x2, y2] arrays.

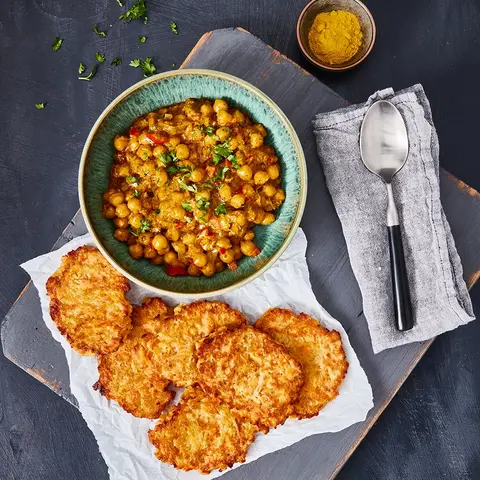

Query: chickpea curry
[[102, 98, 285, 277]]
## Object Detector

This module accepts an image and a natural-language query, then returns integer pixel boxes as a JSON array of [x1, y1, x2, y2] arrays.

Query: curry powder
[[308, 10, 362, 65]]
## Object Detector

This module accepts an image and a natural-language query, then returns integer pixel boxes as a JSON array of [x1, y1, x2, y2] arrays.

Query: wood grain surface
[[2, 27, 480, 480], [1, 1, 480, 480]]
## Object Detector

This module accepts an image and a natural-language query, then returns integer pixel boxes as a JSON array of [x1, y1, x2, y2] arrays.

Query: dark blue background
[[1, 0, 479, 478]]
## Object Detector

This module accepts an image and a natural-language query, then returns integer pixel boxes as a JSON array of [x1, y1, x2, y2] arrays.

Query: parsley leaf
[[129, 58, 141, 68], [111, 57, 122, 66], [170, 22, 179, 35], [93, 24, 107, 37], [52, 37, 63, 51], [214, 203, 227, 216], [78, 65, 98, 81], [182, 202, 192, 212], [212, 154, 222, 165], [95, 52, 105, 63], [217, 166, 229, 180], [132, 190, 140, 198], [138, 219, 151, 233], [126, 176, 138, 184], [78, 62, 86, 74], [166, 165, 178, 175], [138, 36, 147, 43], [35, 103, 45, 109], [119, 0, 148, 23], [214, 142, 232, 158], [197, 197, 210, 211], [140, 57, 156, 76], [228, 155, 241, 169], [179, 181, 197, 193], [198, 125, 215, 136]]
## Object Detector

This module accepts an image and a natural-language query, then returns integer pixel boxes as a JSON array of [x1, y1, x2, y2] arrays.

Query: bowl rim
[[78, 68, 308, 298], [296, 0, 376, 71]]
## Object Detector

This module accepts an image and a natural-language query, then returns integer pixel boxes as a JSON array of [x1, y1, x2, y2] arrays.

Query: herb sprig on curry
[[102, 98, 285, 277]]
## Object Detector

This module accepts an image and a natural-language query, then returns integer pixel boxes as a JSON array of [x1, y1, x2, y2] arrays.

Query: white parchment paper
[[21, 228, 373, 480]]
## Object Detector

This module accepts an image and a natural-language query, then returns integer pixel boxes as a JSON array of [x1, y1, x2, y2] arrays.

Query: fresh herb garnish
[[182, 202, 192, 212], [170, 22, 179, 34], [116, 0, 124, 6], [78, 62, 86, 74], [138, 36, 147, 43], [119, 0, 148, 23], [201, 182, 214, 189], [198, 125, 215, 136], [155, 209, 161, 214], [126, 176, 138, 184], [78, 65, 98, 81], [197, 197, 210, 211], [132, 190, 140, 198], [214, 203, 227, 216], [52, 37, 63, 51], [214, 142, 233, 158], [166, 165, 178, 175], [138, 219, 151, 233], [228, 154, 240, 169], [217, 167, 230, 180], [129, 57, 156, 77], [212, 154, 222, 165], [127, 227, 138, 236], [93, 24, 107, 37], [179, 181, 197, 193], [111, 57, 122, 66], [95, 52, 105, 63], [35, 103, 45, 109]]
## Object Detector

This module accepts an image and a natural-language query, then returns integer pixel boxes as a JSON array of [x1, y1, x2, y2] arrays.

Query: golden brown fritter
[[149, 301, 247, 386], [46, 246, 132, 356], [148, 387, 257, 474], [196, 326, 304, 431], [255, 308, 348, 419], [94, 299, 174, 419], [132, 297, 173, 334]]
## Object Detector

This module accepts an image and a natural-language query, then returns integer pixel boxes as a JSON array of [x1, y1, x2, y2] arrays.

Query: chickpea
[[263, 184, 277, 197], [230, 194, 245, 209], [202, 263, 216, 277], [127, 236, 137, 246], [235, 212, 247, 226], [142, 160, 155, 175], [151, 255, 164, 265], [188, 264, 201, 276], [143, 245, 157, 259], [229, 138, 239, 150], [176, 144, 190, 160], [117, 164, 130, 177], [128, 138, 139, 153], [113, 228, 129, 242], [213, 99, 228, 113], [215, 260, 225, 272], [193, 253, 208, 268], [216, 127, 231, 142], [127, 198, 142, 213], [233, 110, 245, 123], [153, 145, 167, 157], [138, 232, 153, 246], [166, 227, 180, 241], [164, 251, 178, 265], [237, 165, 253, 181], [255, 124, 268, 137], [166, 136, 181, 150], [156, 168, 168, 186], [137, 145, 152, 160], [138, 133, 151, 145], [109, 192, 125, 206], [200, 103, 213, 116], [267, 164, 280, 180], [115, 203, 130, 218], [129, 213, 143, 229], [254, 209, 266, 224], [220, 249, 235, 264], [242, 184, 255, 197], [241, 240, 259, 257], [275, 189, 286, 203], [103, 188, 116, 201], [262, 213, 275, 225], [219, 215, 230, 230], [217, 110, 233, 126], [152, 234, 168, 252], [254, 171, 269, 185], [232, 245, 242, 260], [204, 135, 218, 147], [219, 184, 232, 202], [244, 230, 255, 241], [217, 237, 232, 249], [196, 190, 211, 202], [103, 204, 116, 219], [172, 241, 186, 255], [182, 233, 196, 245], [250, 132, 264, 148], [129, 244, 143, 259], [114, 135, 129, 151], [172, 206, 186, 220], [114, 217, 129, 229], [188, 168, 204, 183]]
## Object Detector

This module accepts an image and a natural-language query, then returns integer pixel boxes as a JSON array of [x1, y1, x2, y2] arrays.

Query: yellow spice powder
[[308, 10, 362, 65]]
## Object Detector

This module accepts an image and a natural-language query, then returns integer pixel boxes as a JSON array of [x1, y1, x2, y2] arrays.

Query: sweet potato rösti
[[46, 246, 132, 356]]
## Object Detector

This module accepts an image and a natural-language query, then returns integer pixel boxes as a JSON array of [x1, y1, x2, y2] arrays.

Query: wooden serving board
[[2, 28, 480, 479]]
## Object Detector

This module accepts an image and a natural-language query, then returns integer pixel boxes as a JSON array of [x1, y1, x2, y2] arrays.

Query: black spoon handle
[[387, 225, 414, 331]]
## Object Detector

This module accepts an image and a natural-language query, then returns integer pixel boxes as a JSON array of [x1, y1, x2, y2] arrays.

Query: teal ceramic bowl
[[79, 69, 307, 298]]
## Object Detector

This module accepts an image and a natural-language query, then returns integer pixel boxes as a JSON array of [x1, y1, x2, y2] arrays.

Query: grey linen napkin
[[313, 84, 475, 353]]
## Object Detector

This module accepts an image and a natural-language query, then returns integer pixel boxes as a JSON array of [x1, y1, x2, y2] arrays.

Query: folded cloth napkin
[[312, 84, 475, 353]]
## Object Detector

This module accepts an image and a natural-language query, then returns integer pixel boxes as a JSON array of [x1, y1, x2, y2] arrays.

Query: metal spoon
[[360, 100, 413, 331]]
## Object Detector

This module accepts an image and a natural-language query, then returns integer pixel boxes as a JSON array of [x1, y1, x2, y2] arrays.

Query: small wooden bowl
[[297, 0, 376, 71]]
